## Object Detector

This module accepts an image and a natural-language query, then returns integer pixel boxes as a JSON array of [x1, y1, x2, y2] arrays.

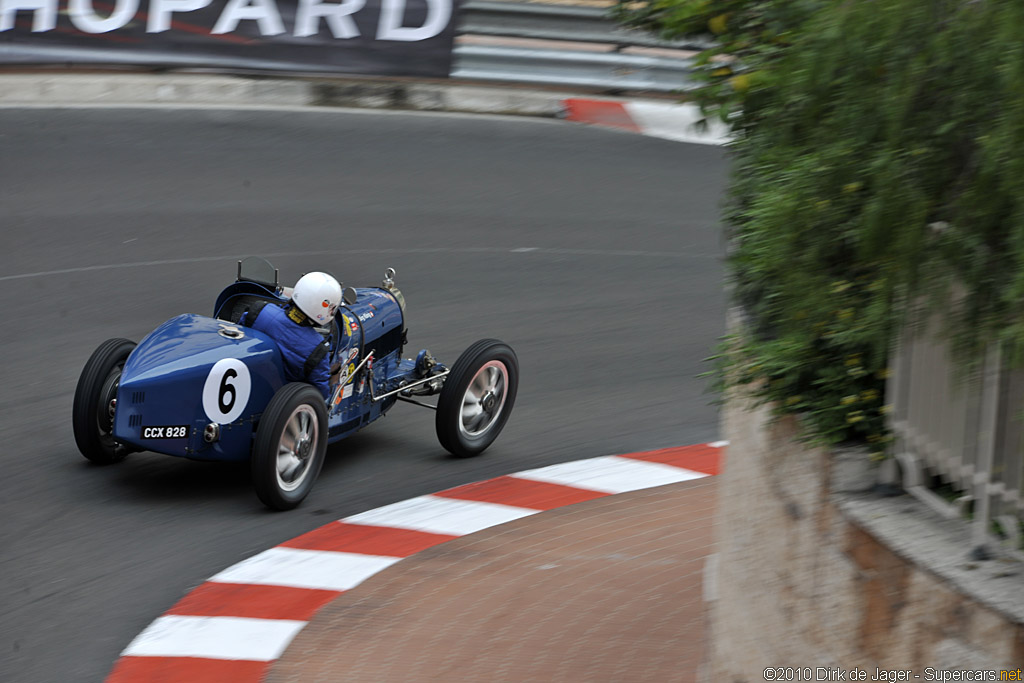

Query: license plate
[[141, 425, 189, 439]]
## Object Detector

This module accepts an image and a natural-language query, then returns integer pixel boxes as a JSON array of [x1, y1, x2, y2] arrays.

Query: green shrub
[[617, 0, 1024, 453]]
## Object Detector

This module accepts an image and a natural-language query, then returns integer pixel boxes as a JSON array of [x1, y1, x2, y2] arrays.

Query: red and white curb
[[107, 442, 725, 682], [562, 98, 731, 146]]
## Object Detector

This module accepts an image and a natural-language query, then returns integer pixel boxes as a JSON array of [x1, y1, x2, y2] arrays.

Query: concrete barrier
[[706, 384, 1024, 680]]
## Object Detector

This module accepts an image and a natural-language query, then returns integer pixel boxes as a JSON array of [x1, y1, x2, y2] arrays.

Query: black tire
[[72, 338, 136, 465], [436, 339, 518, 458], [251, 383, 328, 511]]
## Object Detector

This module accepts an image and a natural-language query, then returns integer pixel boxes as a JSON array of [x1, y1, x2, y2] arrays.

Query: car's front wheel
[[436, 339, 518, 458], [251, 383, 328, 511], [72, 338, 136, 465]]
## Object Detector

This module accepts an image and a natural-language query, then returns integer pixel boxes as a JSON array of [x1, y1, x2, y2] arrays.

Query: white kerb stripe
[[624, 101, 732, 146], [510, 455, 707, 494], [209, 547, 401, 592], [344, 495, 538, 536], [121, 615, 306, 661]]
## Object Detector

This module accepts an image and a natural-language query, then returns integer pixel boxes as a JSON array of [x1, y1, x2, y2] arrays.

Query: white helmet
[[292, 272, 342, 325]]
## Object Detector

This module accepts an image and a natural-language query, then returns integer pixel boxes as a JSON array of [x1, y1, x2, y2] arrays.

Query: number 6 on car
[[202, 358, 251, 424], [71, 258, 518, 511]]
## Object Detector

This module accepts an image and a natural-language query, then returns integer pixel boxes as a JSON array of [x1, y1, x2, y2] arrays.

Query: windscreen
[[237, 257, 277, 288]]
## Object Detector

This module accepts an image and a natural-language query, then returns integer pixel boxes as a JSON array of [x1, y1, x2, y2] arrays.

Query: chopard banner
[[0, 0, 460, 77]]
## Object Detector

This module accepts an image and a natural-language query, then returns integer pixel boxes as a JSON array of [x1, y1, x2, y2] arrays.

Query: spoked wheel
[[72, 338, 136, 464], [251, 383, 328, 511], [436, 339, 519, 458]]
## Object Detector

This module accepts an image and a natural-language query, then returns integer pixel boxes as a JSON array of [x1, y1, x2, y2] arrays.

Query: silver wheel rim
[[97, 370, 120, 436], [276, 405, 319, 493], [459, 361, 508, 439]]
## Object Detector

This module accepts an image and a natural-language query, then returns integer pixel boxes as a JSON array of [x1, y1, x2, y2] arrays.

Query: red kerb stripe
[[562, 99, 642, 132], [436, 475, 609, 510], [166, 582, 340, 621], [619, 444, 722, 475], [107, 656, 268, 683], [281, 521, 458, 556]]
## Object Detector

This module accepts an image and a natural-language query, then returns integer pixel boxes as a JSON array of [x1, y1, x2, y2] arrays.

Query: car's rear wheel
[[251, 383, 328, 511], [436, 339, 518, 458], [73, 338, 136, 464]]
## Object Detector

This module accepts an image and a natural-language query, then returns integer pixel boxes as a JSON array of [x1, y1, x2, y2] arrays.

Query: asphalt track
[[0, 106, 727, 682]]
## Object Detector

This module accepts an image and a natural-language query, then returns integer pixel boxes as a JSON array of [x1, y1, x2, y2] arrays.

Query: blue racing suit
[[242, 302, 332, 400]]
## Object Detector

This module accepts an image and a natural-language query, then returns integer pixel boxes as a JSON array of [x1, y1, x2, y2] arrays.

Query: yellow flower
[[841, 395, 859, 406], [730, 74, 751, 93], [708, 13, 729, 34], [845, 354, 862, 366], [879, 404, 893, 415], [843, 182, 863, 194], [846, 411, 864, 424], [860, 389, 879, 402]]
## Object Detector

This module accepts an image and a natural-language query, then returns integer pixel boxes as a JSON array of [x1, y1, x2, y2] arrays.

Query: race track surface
[[0, 107, 727, 682]]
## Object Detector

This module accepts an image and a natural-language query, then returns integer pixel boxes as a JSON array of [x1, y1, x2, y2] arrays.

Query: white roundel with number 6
[[202, 358, 251, 424]]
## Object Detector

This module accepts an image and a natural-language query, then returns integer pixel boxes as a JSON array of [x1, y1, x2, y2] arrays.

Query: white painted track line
[[209, 547, 402, 592], [510, 455, 708, 493], [122, 615, 306, 660], [624, 101, 732, 145], [343, 494, 539, 536]]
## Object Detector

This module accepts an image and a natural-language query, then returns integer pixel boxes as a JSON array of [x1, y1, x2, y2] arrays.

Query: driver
[[241, 272, 341, 401]]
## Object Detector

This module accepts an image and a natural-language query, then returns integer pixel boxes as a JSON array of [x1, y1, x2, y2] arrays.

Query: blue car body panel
[[114, 314, 286, 461], [112, 279, 412, 462]]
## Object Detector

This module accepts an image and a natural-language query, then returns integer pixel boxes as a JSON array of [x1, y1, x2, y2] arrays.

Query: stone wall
[[704, 391, 1024, 681]]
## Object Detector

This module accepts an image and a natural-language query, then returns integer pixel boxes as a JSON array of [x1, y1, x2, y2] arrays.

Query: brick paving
[[267, 478, 717, 683]]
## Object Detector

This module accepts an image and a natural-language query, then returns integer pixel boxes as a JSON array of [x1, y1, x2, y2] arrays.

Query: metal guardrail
[[452, 44, 694, 92], [458, 1, 711, 51], [888, 311, 1024, 559], [453, 1, 700, 92]]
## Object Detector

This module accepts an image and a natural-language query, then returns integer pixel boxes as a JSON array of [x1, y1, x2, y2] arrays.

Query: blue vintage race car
[[72, 257, 518, 510]]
